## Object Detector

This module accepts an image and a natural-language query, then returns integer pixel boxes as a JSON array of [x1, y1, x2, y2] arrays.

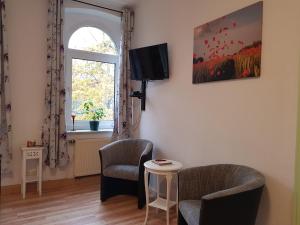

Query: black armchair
[[99, 139, 153, 209], [178, 164, 265, 225]]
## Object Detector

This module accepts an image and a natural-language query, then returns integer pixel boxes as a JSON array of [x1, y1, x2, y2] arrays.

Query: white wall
[[4, 0, 116, 186], [132, 0, 300, 225], [5, 0, 48, 186]]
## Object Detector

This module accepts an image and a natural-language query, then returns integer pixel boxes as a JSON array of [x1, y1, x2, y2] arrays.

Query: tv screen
[[129, 43, 169, 81]]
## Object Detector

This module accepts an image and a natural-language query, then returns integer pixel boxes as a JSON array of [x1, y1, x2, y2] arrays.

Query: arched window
[[68, 27, 117, 55], [65, 26, 119, 131]]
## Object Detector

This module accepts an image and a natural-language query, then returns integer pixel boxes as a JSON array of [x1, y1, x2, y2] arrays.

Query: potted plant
[[83, 101, 105, 131]]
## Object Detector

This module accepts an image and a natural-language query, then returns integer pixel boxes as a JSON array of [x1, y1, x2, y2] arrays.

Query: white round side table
[[144, 160, 183, 225]]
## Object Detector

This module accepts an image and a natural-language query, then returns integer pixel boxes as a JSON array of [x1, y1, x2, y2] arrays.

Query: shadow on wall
[[148, 146, 177, 199], [255, 174, 292, 225], [256, 183, 271, 225], [152, 146, 167, 160]]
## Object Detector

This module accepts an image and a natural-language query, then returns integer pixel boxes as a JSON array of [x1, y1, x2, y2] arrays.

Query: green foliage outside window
[[72, 59, 114, 121], [82, 101, 105, 121]]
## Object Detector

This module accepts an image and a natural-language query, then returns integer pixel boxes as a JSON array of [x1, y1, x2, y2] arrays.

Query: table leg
[[144, 170, 149, 225], [156, 174, 160, 213], [166, 174, 173, 225], [38, 156, 42, 196], [22, 157, 26, 199], [176, 173, 179, 217], [156, 174, 159, 198]]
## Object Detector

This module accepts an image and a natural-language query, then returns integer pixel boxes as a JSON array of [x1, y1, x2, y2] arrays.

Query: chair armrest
[[137, 143, 152, 206], [202, 178, 265, 201], [138, 143, 153, 178], [200, 186, 264, 225]]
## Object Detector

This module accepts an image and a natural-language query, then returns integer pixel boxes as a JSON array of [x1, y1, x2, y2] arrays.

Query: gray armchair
[[178, 164, 265, 225], [99, 139, 153, 209]]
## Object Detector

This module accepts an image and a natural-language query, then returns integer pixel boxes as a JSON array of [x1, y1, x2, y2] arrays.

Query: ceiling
[[90, 0, 139, 9], [105, 0, 138, 6]]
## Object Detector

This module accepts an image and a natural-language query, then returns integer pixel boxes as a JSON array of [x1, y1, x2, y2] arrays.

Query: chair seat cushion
[[179, 200, 201, 225], [103, 164, 139, 181]]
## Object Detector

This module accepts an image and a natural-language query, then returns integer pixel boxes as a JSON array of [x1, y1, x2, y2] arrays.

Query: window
[[68, 27, 117, 55], [65, 26, 119, 131], [72, 59, 115, 121]]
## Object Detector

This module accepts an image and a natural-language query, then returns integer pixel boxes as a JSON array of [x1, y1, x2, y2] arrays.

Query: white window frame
[[65, 27, 119, 131]]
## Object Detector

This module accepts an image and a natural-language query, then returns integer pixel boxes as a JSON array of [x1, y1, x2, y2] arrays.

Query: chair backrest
[[205, 164, 265, 192], [119, 139, 153, 165], [100, 138, 153, 167], [178, 164, 265, 201]]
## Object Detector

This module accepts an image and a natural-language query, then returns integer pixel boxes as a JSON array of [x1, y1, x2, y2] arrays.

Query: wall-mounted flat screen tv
[[129, 43, 169, 81]]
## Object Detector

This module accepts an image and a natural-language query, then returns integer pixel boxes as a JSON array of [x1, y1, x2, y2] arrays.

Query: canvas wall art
[[193, 2, 263, 84]]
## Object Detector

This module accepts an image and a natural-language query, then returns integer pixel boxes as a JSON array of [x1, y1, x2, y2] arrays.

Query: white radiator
[[73, 137, 111, 177]]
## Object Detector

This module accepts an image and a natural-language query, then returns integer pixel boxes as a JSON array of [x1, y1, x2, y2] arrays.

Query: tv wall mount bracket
[[130, 80, 146, 111]]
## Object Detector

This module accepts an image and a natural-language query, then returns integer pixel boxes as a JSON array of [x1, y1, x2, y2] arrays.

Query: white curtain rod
[[70, 0, 123, 14]]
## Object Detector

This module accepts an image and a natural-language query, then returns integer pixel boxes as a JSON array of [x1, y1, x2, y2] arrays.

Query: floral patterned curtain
[[42, 0, 69, 168], [112, 9, 134, 140], [0, 0, 12, 177]]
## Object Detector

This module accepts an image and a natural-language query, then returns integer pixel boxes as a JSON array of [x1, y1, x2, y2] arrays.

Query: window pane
[[68, 27, 117, 55], [72, 59, 115, 121]]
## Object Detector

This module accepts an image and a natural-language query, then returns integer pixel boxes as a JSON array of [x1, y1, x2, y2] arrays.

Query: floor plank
[[0, 176, 177, 225]]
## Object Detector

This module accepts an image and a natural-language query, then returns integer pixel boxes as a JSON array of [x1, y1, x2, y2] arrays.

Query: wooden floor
[[0, 176, 177, 225]]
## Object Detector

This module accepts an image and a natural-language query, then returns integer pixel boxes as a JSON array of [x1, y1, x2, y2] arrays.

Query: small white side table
[[144, 160, 183, 225], [21, 147, 43, 199]]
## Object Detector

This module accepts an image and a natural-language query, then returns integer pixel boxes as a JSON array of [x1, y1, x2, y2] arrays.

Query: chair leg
[[100, 175, 115, 202], [138, 181, 146, 209], [100, 189, 108, 202], [138, 193, 145, 209], [178, 210, 188, 225], [100, 175, 107, 201], [100, 175, 141, 207]]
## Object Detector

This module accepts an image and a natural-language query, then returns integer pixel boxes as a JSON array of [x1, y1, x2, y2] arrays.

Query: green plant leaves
[[82, 100, 106, 121]]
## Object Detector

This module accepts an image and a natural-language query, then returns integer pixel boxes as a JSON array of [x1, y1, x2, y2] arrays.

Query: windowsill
[[67, 129, 113, 135]]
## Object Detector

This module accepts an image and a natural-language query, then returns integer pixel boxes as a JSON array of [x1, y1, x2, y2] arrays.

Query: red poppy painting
[[193, 2, 263, 84]]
